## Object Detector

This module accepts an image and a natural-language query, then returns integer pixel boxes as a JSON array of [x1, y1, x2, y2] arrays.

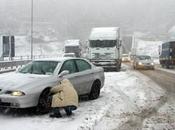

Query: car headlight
[[138, 62, 143, 65], [151, 63, 154, 65], [11, 91, 25, 96]]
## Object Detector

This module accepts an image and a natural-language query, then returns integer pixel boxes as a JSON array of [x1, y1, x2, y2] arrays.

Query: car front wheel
[[37, 88, 51, 114], [89, 81, 101, 100]]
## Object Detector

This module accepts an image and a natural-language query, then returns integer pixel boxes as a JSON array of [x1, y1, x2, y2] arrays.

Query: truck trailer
[[87, 27, 122, 71], [159, 41, 175, 68]]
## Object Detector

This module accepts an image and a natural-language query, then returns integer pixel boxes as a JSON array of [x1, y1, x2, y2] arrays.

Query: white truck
[[64, 39, 82, 57], [87, 27, 122, 71]]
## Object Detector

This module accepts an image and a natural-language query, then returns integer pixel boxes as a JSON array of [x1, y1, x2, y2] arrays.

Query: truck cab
[[87, 27, 122, 71]]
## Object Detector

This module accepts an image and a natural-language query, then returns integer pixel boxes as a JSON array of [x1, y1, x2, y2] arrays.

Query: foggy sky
[[0, 0, 175, 40]]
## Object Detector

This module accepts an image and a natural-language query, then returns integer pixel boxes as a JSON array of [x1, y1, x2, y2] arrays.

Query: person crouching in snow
[[49, 78, 78, 118]]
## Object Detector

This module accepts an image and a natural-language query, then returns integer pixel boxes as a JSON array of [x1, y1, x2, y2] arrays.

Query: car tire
[[37, 88, 51, 114], [89, 80, 101, 100]]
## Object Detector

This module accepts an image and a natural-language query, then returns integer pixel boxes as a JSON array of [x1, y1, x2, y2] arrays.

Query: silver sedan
[[0, 57, 104, 112]]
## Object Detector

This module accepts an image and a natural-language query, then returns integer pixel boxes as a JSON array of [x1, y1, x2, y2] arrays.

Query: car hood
[[139, 59, 154, 64], [0, 72, 57, 92]]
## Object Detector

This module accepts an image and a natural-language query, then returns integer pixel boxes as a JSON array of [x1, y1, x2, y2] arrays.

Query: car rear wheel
[[89, 81, 101, 100], [37, 88, 51, 114]]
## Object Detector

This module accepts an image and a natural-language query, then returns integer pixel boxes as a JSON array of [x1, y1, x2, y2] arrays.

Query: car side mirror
[[58, 70, 69, 78]]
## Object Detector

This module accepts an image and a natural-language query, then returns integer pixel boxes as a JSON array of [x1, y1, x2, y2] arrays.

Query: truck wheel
[[37, 88, 51, 114], [116, 67, 120, 72], [116, 64, 120, 72], [89, 81, 101, 100]]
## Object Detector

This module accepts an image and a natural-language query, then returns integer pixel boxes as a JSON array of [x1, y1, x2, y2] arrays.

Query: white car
[[0, 57, 104, 113]]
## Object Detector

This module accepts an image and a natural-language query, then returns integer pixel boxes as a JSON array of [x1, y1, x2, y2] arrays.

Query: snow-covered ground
[[156, 67, 175, 75], [0, 66, 174, 130], [142, 93, 175, 130]]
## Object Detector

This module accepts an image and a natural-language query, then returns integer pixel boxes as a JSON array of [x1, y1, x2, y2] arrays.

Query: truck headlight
[[11, 91, 25, 96]]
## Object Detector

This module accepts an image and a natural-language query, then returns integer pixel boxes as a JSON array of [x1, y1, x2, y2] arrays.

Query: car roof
[[34, 57, 87, 62]]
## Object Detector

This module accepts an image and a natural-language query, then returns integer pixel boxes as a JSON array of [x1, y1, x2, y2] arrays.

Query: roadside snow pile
[[94, 71, 166, 130], [77, 94, 115, 130], [78, 76, 126, 130], [125, 71, 166, 114], [106, 71, 166, 115], [142, 93, 175, 130]]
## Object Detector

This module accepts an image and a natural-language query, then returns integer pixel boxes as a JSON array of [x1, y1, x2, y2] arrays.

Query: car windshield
[[89, 40, 116, 48], [18, 61, 60, 75], [137, 56, 151, 60]]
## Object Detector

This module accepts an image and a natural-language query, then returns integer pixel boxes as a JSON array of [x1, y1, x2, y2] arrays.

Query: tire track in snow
[[94, 70, 167, 130]]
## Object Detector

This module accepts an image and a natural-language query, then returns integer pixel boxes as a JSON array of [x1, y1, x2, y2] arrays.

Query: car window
[[19, 61, 59, 75], [75, 59, 91, 72], [60, 60, 77, 74]]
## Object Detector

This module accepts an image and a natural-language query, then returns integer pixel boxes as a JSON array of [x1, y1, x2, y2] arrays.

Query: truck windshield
[[65, 46, 79, 53], [18, 61, 59, 75], [89, 40, 116, 48]]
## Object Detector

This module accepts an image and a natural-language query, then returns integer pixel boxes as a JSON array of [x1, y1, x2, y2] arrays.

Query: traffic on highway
[[0, 0, 175, 130]]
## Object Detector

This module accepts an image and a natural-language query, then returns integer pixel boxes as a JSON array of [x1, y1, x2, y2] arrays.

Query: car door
[[59, 59, 80, 93], [74, 59, 95, 95]]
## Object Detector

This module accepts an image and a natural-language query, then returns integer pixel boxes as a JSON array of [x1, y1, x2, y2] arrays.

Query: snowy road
[[137, 67, 175, 130], [140, 69, 175, 92], [0, 65, 170, 130]]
